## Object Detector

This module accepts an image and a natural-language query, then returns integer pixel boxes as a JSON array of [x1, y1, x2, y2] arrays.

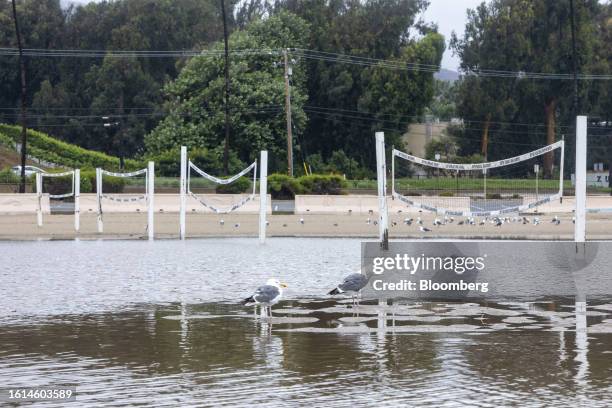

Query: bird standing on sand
[[328, 273, 370, 307], [242, 278, 287, 318], [420, 226, 431, 233]]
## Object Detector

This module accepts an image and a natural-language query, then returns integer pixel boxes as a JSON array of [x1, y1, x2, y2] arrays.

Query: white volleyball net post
[[259, 150, 268, 243], [178, 146, 267, 240], [96, 164, 154, 239], [575, 116, 587, 243], [391, 140, 565, 217], [36, 169, 80, 231], [375, 132, 389, 247], [179, 146, 187, 239]]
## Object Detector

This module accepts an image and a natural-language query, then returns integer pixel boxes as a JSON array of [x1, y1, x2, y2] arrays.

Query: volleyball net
[[179, 146, 268, 242], [36, 169, 80, 230], [391, 141, 565, 217], [96, 162, 155, 239]]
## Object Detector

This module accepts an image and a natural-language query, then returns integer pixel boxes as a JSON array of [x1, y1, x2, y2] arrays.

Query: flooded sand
[[1, 238, 611, 407]]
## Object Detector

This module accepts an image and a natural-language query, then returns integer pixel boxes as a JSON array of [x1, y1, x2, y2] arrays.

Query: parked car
[[11, 165, 45, 177]]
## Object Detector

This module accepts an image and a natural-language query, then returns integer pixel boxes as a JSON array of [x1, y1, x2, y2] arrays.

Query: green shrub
[[0, 167, 28, 184], [268, 173, 304, 199], [0, 124, 143, 170], [298, 174, 347, 195], [267, 173, 347, 199], [216, 176, 252, 194], [439, 191, 455, 197]]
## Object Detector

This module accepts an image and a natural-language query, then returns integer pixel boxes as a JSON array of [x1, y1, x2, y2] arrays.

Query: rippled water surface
[[1, 239, 611, 407]]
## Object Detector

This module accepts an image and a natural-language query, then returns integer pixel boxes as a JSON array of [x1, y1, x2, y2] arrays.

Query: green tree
[[273, 0, 440, 170], [145, 11, 310, 171], [451, 0, 605, 175]]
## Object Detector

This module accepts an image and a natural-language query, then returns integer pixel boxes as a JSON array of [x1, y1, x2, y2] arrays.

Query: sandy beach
[[1, 211, 611, 240]]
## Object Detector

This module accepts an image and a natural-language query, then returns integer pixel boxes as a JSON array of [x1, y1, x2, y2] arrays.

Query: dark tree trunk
[[544, 98, 556, 178], [481, 113, 491, 160], [220, 0, 230, 175], [11, 0, 27, 193]]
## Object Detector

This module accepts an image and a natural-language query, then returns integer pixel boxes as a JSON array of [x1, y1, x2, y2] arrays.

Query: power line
[[1, 46, 611, 80]]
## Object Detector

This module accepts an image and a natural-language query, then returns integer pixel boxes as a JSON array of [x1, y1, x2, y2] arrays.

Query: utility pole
[[220, 0, 230, 175], [283, 49, 293, 177], [11, 0, 27, 193]]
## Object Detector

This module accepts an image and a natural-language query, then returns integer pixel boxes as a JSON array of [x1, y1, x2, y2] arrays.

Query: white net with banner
[[41, 170, 76, 199], [96, 164, 154, 238], [187, 160, 257, 213], [100, 168, 149, 203], [392, 141, 565, 217]]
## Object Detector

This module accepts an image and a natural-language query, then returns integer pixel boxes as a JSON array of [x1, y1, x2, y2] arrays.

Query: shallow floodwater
[[1, 238, 611, 407]]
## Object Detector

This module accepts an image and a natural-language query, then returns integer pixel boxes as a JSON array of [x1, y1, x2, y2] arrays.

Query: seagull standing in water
[[242, 278, 287, 318], [328, 273, 370, 307]]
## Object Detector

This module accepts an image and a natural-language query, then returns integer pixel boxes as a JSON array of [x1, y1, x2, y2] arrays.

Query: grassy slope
[[0, 124, 142, 170]]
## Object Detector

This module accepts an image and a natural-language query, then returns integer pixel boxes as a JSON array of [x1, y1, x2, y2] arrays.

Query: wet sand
[[1, 212, 612, 240]]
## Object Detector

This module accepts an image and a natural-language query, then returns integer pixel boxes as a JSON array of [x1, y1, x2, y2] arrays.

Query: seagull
[[434, 218, 442, 226], [420, 226, 431, 233], [243, 278, 287, 318], [220, 219, 225, 225], [391, 221, 397, 227], [234, 223, 240, 228], [533, 217, 540, 226], [458, 220, 465, 225], [299, 218, 304, 224], [572, 216, 576, 224], [366, 218, 371, 225], [417, 217, 423, 225], [328, 273, 370, 307], [479, 219, 485, 226], [404, 217, 413, 225], [551, 216, 560, 225], [522, 217, 530, 224]]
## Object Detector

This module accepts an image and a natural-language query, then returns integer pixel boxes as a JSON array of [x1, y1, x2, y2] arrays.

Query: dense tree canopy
[[450, 0, 610, 174], [145, 11, 310, 170], [0, 0, 235, 157], [1, 0, 445, 176]]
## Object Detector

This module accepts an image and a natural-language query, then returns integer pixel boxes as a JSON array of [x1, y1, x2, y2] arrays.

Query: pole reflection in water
[[574, 300, 589, 394]]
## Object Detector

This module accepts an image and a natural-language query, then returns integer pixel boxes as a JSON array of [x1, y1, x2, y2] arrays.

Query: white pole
[[483, 168, 487, 200], [74, 169, 80, 232], [559, 138, 565, 201], [375, 132, 388, 244], [180, 146, 187, 240], [36, 172, 42, 227], [575, 116, 587, 242], [259, 150, 268, 243], [148, 161, 155, 240], [96, 167, 103, 233]]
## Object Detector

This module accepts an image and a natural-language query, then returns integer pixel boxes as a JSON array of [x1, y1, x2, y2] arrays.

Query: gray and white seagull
[[328, 273, 370, 306], [242, 278, 287, 318]]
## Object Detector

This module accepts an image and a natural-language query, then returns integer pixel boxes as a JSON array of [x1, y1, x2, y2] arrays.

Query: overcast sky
[[420, 0, 485, 70], [62, 0, 486, 71]]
